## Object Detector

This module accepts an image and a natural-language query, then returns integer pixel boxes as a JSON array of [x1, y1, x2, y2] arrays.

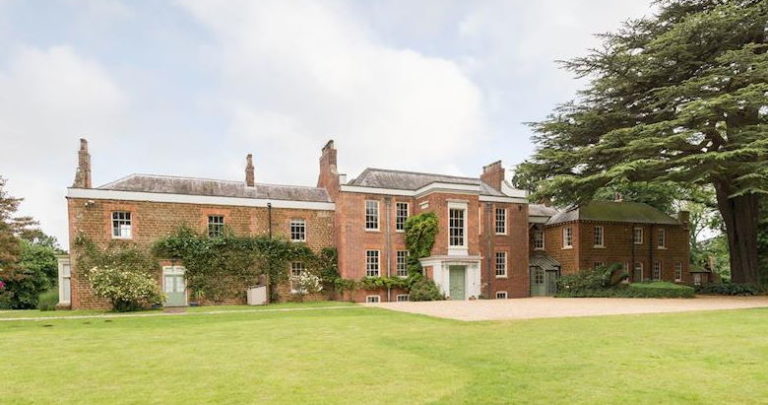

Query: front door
[[531, 267, 547, 296], [163, 266, 187, 307], [448, 266, 466, 300]]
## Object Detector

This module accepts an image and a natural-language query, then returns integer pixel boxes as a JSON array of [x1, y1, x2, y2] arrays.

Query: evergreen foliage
[[516, 0, 768, 284]]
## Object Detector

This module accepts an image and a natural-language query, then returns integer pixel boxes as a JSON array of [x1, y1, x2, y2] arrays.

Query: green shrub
[[408, 277, 444, 301], [36, 288, 58, 311], [695, 282, 759, 296], [627, 282, 695, 298], [556, 264, 627, 295], [89, 266, 162, 312]]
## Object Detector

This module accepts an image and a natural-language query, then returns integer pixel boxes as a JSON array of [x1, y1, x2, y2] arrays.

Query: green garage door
[[448, 266, 466, 300]]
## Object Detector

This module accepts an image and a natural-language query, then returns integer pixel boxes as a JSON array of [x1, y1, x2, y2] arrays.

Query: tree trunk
[[714, 180, 760, 284]]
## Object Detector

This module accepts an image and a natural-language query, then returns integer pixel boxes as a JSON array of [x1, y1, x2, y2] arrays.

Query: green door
[[531, 267, 547, 296], [163, 268, 186, 307], [448, 266, 466, 300]]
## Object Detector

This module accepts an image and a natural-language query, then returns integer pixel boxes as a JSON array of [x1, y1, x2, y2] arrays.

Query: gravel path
[[366, 296, 768, 321]]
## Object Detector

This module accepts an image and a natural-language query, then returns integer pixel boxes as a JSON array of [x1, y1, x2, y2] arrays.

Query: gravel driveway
[[366, 296, 768, 321]]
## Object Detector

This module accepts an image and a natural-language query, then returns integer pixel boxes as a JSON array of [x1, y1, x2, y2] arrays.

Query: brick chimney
[[72, 138, 92, 188], [245, 154, 255, 187], [678, 210, 690, 225], [480, 160, 504, 191], [317, 140, 340, 198]]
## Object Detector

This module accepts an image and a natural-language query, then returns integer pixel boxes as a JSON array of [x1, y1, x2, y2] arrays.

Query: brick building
[[60, 139, 695, 309]]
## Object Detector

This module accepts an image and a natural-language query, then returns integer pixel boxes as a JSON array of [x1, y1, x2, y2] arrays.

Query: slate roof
[[97, 174, 331, 202], [529, 204, 560, 218], [530, 252, 561, 271], [547, 200, 680, 226], [347, 168, 505, 196]]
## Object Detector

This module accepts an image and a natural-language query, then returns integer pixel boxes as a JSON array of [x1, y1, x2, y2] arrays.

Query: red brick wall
[[481, 202, 530, 298], [67, 198, 334, 309], [544, 221, 690, 282]]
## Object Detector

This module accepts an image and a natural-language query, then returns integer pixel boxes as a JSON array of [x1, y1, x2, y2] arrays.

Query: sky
[[0, 0, 656, 247]]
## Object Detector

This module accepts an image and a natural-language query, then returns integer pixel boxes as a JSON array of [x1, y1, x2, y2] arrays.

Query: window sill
[[593, 245, 605, 249], [495, 233, 507, 236], [657, 247, 667, 250], [495, 275, 508, 279], [562, 246, 573, 250], [112, 236, 132, 240], [534, 247, 546, 251], [290, 240, 306, 243]]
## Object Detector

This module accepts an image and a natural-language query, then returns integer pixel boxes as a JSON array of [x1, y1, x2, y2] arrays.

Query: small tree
[[89, 266, 162, 312]]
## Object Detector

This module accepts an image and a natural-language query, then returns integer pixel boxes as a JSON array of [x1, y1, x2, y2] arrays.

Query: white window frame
[[208, 215, 224, 238], [496, 291, 508, 299], [634, 227, 644, 245], [395, 202, 409, 232], [653, 261, 662, 281], [396, 294, 409, 302], [495, 251, 507, 278], [448, 205, 467, 248], [111, 211, 132, 239], [396, 250, 409, 277], [674, 262, 683, 282], [365, 250, 380, 277], [366, 295, 381, 303], [563, 226, 573, 249], [290, 261, 306, 293], [594, 261, 605, 269], [594, 225, 604, 248], [658, 228, 666, 249], [495, 208, 507, 235], [290, 219, 306, 242], [533, 229, 545, 250], [365, 200, 379, 231]]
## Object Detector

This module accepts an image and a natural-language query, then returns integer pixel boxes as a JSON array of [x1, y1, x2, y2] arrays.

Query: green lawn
[[2, 305, 767, 404]]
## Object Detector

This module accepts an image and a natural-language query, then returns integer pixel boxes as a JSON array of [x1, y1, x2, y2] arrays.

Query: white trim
[[340, 182, 528, 203], [67, 188, 335, 211], [495, 291, 508, 299], [528, 215, 550, 224], [501, 181, 527, 198], [396, 294, 409, 302], [593, 225, 605, 248], [364, 200, 380, 231], [365, 295, 381, 303], [495, 208, 507, 235], [479, 195, 527, 204]]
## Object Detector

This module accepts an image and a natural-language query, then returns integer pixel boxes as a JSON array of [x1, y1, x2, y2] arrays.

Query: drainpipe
[[385, 197, 392, 302], [631, 223, 636, 281], [267, 202, 273, 239], [649, 224, 654, 280], [485, 203, 493, 298]]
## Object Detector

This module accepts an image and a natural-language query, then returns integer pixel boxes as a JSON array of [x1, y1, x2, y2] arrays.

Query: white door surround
[[420, 255, 482, 300]]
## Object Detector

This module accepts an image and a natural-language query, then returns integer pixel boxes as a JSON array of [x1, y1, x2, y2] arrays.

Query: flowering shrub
[[89, 266, 162, 312], [0, 279, 5, 290]]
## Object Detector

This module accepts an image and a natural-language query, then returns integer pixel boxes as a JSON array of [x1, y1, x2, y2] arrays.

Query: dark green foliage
[[759, 201, 768, 285], [358, 276, 409, 290], [404, 212, 438, 260], [0, 240, 60, 309], [556, 264, 627, 294], [557, 282, 694, 298], [517, 0, 768, 284], [695, 282, 759, 296], [153, 227, 339, 302], [37, 288, 58, 311], [407, 277, 444, 301], [627, 282, 695, 298]]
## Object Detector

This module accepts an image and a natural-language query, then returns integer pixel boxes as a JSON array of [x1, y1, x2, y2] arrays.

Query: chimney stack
[[480, 160, 504, 191], [678, 210, 690, 225], [72, 138, 92, 188], [245, 154, 255, 187], [317, 140, 340, 197]]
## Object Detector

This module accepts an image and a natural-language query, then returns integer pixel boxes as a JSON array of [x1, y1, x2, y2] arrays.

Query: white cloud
[[0, 45, 127, 247], [180, 0, 489, 183]]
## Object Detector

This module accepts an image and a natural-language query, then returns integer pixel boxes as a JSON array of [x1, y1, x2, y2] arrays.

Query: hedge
[[556, 282, 694, 298]]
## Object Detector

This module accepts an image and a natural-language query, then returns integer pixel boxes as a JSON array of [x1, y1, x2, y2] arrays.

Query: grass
[[1, 305, 767, 404]]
